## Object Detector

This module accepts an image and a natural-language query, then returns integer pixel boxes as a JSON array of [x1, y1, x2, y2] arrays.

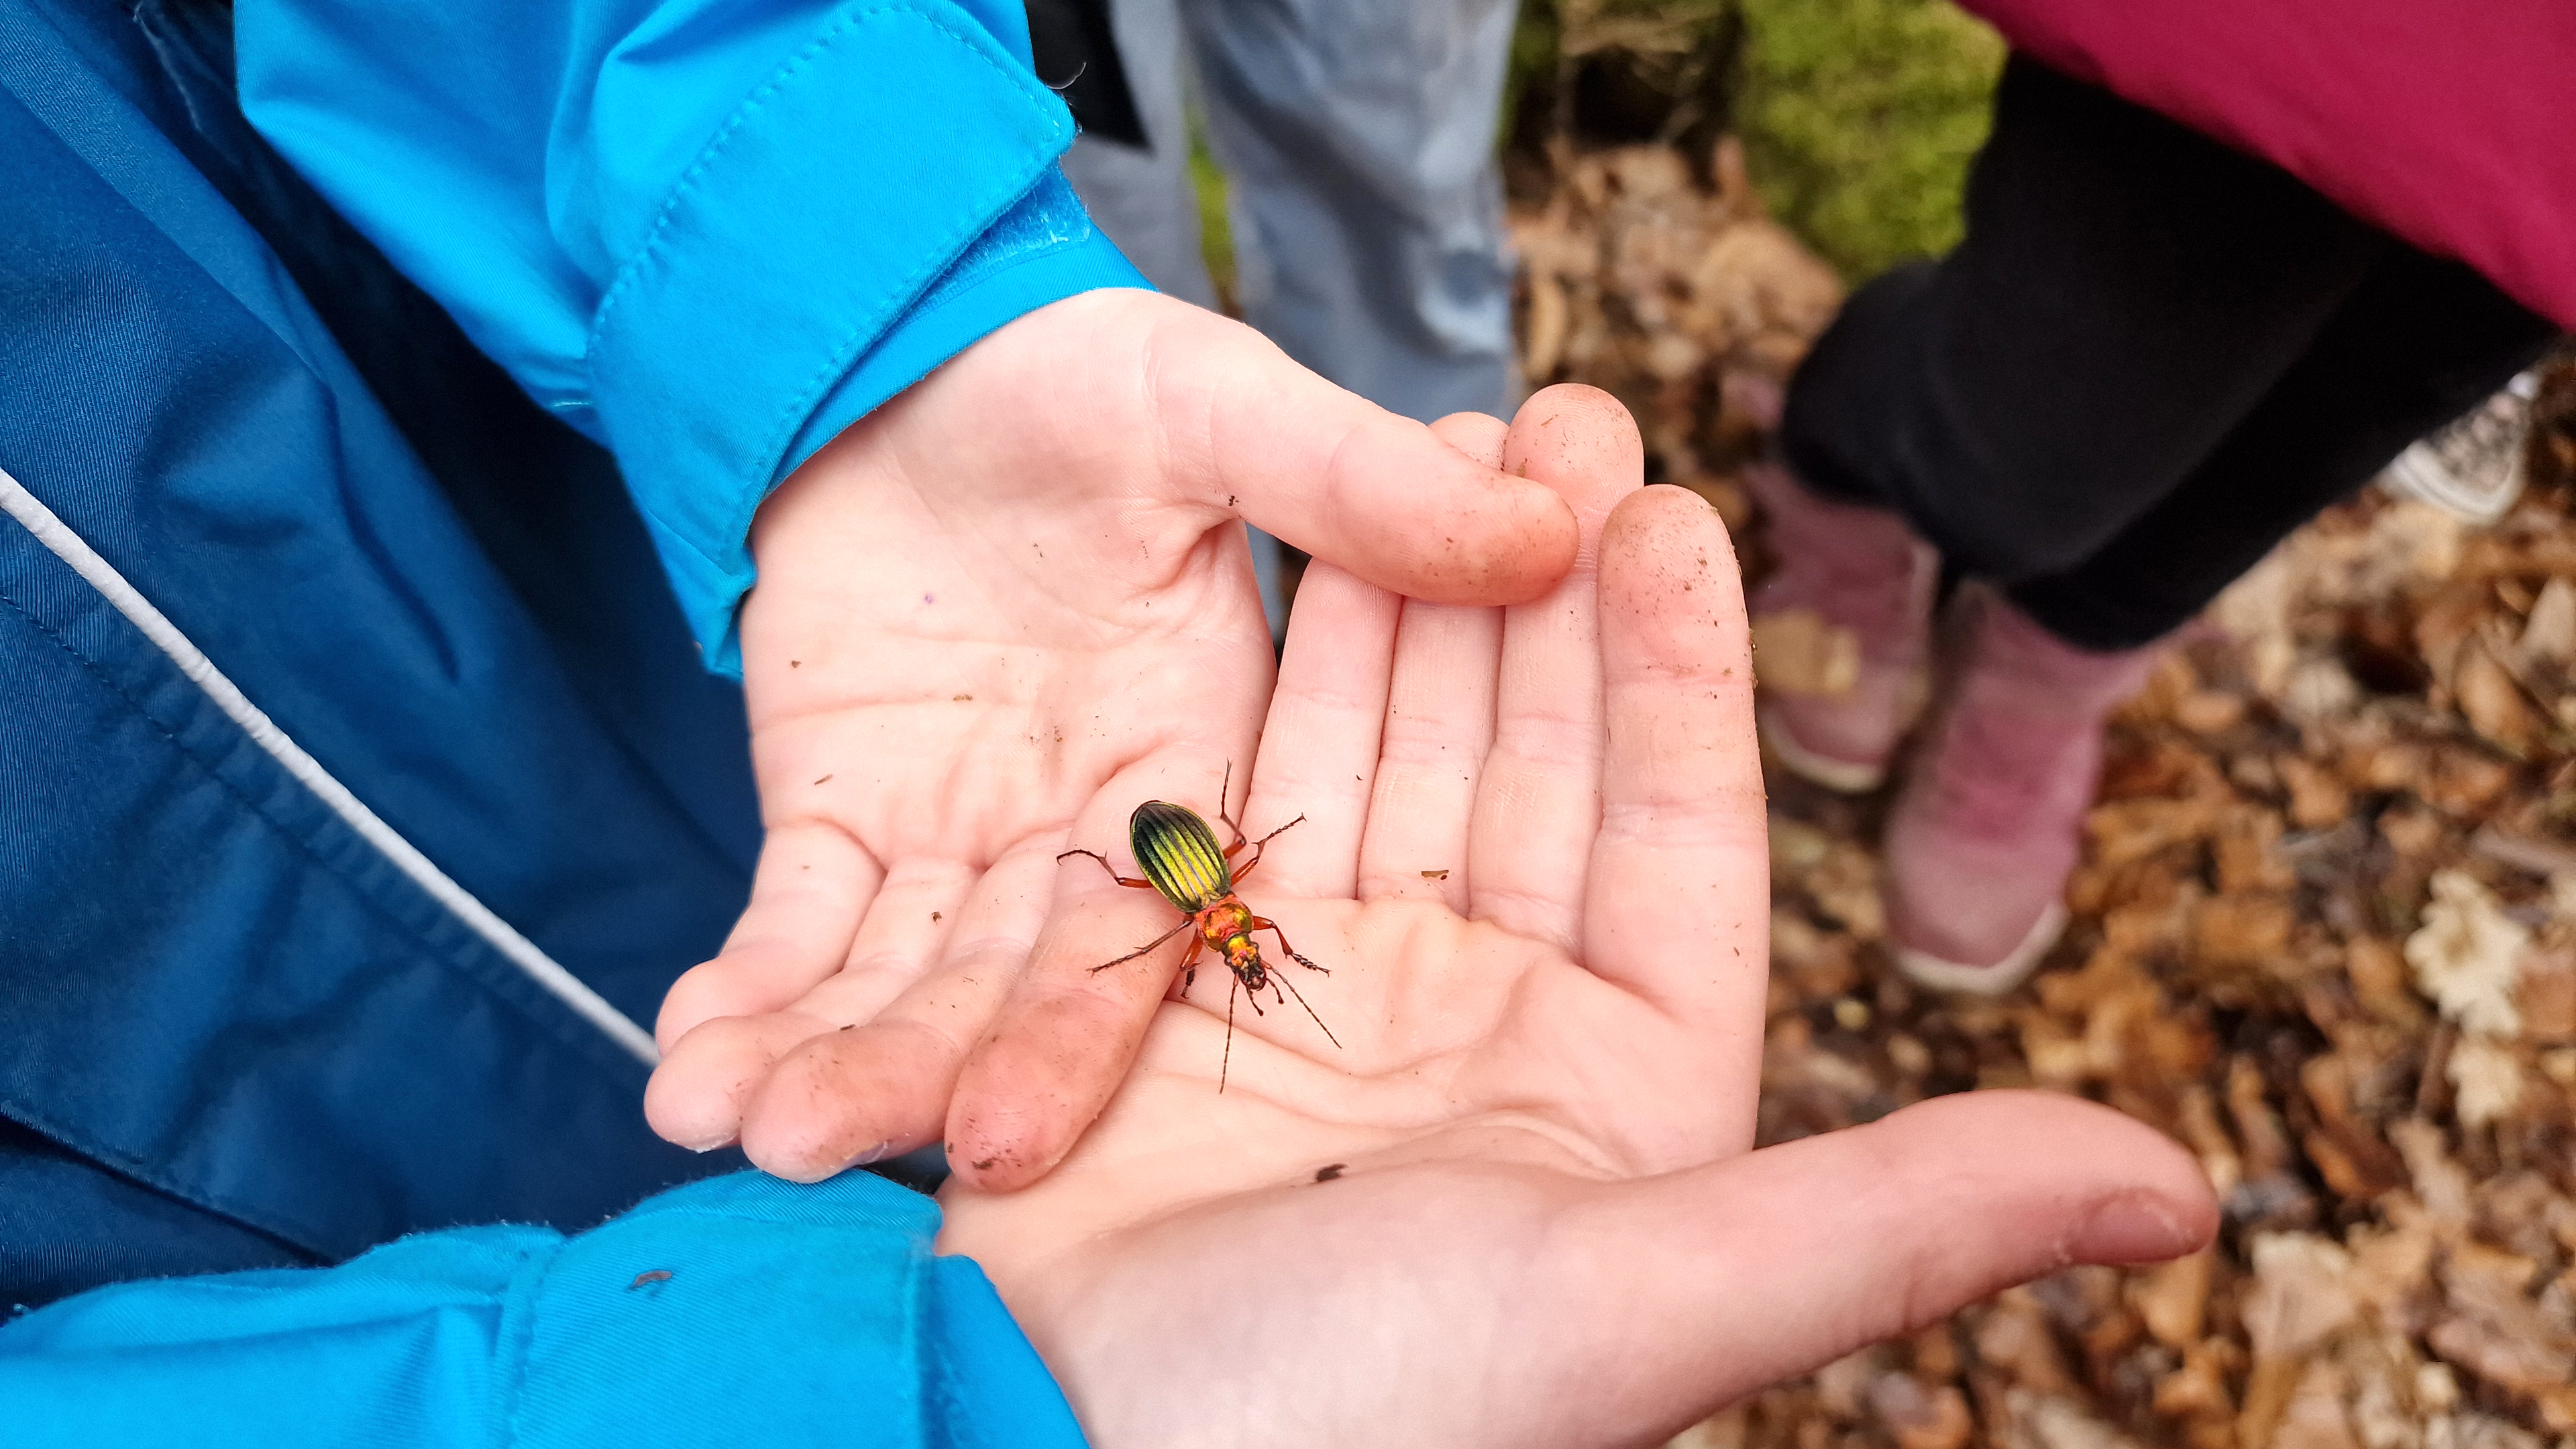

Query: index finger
[[1140, 304, 1578, 606]]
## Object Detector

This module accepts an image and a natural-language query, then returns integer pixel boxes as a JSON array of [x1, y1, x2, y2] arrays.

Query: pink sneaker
[[1883, 588, 2163, 994], [1747, 462, 1939, 792]]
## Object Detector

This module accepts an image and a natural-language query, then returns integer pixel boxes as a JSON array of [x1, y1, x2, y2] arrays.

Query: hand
[[936, 390, 2217, 1448], [643, 290, 1579, 1178]]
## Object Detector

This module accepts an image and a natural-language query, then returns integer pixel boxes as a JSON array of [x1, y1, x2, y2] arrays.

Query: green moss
[[1242, 0, 2000, 293], [1735, 0, 2004, 279]]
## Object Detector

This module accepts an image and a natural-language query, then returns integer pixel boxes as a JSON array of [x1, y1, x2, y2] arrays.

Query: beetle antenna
[[1275, 971, 1341, 1050], [1220, 975, 1238, 1093]]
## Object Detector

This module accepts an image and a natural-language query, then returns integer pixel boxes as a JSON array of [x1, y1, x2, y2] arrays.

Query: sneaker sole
[[1758, 702, 1888, 794], [1893, 901, 2068, 996]]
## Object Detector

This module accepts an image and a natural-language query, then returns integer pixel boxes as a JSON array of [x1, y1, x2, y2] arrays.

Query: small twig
[[2470, 825, 2576, 879]]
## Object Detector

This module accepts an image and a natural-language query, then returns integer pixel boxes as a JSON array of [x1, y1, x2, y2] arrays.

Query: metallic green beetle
[[1058, 778, 1338, 1090]]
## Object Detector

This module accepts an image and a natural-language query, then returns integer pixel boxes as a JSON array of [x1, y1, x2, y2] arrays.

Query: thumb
[[1554, 1092, 2216, 1436], [1159, 310, 1579, 606]]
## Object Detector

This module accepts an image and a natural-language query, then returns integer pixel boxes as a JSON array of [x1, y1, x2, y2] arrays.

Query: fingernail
[[2070, 1191, 2198, 1265], [850, 1140, 896, 1167]]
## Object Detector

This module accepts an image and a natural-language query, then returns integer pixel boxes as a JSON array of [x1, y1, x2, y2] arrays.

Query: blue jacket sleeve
[[233, 0, 1150, 674], [0, 1170, 1088, 1448]]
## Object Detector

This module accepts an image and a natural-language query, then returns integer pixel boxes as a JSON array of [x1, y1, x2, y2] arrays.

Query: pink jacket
[[1962, 0, 2576, 329]]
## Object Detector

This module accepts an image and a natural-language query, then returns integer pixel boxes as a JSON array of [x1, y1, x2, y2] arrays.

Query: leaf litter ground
[[1502, 138, 2576, 1449]]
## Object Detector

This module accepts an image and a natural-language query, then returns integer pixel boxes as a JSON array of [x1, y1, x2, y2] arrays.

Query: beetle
[[1058, 773, 1338, 1091]]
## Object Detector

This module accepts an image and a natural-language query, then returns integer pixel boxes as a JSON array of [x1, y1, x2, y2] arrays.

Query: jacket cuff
[[580, 0, 1150, 675], [700, 166, 1148, 675], [510, 1170, 1087, 1448]]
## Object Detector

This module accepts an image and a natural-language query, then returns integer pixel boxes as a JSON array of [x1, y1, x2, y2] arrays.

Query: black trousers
[[1779, 57, 2563, 652]]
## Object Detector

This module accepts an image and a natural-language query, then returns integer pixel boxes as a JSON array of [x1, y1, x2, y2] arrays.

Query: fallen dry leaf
[[2244, 1234, 2360, 1360], [2405, 872, 2530, 1038], [2128, 1250, 2214, 1349], [1872, 1374, 1974, 1449], [1749, 606, 1860, 696], [2453, 642, 2538, 752], [2514, 947, 2576, 1041], [2443, 1035, 2524, 1130], [2520, 577, 2576, 663]]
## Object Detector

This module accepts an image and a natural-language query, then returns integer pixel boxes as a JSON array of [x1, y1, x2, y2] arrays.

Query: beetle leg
[[1057, 847, 1157, 890], [1214, 759, 1257, 860], [1174, 936, 1205, 999], [1230, 816, 1305, 884], [1250, 915, 1328, 974], [1087, 917, 1193, 973]]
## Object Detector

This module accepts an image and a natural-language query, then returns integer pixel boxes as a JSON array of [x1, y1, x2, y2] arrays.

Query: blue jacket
[[1, 0, 1134, 1439]]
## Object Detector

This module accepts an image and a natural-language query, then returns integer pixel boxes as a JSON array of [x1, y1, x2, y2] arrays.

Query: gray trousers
[[1060, 0, 1521, 426]]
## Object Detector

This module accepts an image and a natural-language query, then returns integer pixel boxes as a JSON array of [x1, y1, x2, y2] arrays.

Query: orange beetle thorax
[[1197, 900, 1265, 981]]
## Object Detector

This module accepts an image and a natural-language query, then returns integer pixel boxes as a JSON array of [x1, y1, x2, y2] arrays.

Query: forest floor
[[1503, 139, 2576, 1449]]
